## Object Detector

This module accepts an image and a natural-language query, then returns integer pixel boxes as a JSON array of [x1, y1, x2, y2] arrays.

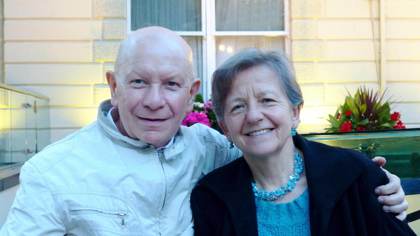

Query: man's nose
[[142, 85, 165, 110]]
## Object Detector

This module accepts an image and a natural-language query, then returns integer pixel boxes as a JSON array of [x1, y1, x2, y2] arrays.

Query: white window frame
[[127, 0, 290, 99]]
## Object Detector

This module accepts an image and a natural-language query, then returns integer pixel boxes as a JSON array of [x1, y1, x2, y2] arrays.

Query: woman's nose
[[245, 105, 264, 124]]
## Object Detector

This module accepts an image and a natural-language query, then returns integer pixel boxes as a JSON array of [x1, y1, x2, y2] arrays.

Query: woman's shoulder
[[193, 157, 252, 201], [197, 157, 248, 187], [304, 137, 375, 168], [302, 137, 388, 187]]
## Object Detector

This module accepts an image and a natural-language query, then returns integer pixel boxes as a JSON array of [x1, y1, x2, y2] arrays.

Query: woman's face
[[220, 65, 300, 158]]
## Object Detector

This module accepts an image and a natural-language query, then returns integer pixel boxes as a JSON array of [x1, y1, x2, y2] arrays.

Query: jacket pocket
[[65, 194, 133, 235]]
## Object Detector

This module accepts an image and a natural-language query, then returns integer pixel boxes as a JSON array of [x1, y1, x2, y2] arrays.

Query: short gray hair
[[211, 48, 303, 121]]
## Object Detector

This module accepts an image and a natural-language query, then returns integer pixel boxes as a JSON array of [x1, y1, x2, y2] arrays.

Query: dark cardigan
[[190, 135, 416, 236]]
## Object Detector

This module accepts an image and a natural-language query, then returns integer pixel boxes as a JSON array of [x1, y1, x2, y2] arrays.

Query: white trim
[[127, 0, 131, 33], [203, 0, 217, 99], [201, 0, 207, 35], [176, 31, 205, 36], [284, 0, 290, 35], [284, 0, 291, 55], [213, 31, 288, 36]]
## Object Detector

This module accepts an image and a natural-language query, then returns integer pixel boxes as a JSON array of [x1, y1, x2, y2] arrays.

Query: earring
[[291, 127, 297, 136], [226, 136, 234, 148]]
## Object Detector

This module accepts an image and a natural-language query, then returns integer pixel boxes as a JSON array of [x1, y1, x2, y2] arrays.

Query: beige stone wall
[[291, 0, 420, 132], [0, 0, 4, 83], [4, 0, 126, 141], [3, 0, 420, 140], [385, 0, 420, 131]]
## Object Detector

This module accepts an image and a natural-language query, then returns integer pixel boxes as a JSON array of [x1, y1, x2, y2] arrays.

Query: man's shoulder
[[27, 122, 104, 172], [181, 124, 228, 146]]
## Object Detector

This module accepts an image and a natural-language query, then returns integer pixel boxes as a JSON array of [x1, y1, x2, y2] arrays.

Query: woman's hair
[[211, 48, 304, 121]]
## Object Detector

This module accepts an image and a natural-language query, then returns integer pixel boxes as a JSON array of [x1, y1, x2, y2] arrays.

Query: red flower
[[339, 121, 353, 132], [345, 110, 352, 117], [390, 112, 400, 121], [356, 126, 366, 131], [393, 120, 406, 129]]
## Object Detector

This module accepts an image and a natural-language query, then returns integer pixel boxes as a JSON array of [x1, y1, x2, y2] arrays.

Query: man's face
[[109, 47, 199, 147]]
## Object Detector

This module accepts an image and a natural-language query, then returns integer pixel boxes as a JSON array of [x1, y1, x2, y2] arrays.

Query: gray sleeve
[[0, 162, 65, 235], [196, 124, 242, 175]]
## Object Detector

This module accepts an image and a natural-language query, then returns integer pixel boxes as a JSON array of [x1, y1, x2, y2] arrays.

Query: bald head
[[106, 26, 201, 147], [114, 26, 194, 81]]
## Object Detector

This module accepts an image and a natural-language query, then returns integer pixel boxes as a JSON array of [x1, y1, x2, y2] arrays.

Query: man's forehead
[[127, 61, 186, 75], [119, 43, 190, 67], [118, 58, 192, 83]]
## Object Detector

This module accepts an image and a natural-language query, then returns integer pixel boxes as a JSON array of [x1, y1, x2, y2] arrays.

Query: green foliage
[[189, 94, 221, 132], [326, 87, 405, 133]]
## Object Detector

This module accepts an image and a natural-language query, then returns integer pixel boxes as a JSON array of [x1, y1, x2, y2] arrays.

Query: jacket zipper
[[157, 150, 168, 235], [70, 209, 127, 226], [157, 150, 168, 210]]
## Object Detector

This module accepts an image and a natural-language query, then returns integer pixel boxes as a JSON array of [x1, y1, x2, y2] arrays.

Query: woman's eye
[[230, 104, 244, 113], [262, 98, 275, 103]]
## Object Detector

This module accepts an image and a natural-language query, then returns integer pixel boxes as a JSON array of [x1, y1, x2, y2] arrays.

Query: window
[[129, 0, 289, 98]]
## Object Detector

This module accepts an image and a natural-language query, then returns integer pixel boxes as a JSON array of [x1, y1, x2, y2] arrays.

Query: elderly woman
[[190, 49, 415, 236]]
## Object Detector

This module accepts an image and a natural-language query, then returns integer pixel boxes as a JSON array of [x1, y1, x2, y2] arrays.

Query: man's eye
[[131, 79, 145, 87], [166, 81, 181, 88]]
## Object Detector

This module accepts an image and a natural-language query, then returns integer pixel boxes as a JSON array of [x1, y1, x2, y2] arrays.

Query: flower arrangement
[[326, 87, 406, 133], [182, 94, 221, 132]]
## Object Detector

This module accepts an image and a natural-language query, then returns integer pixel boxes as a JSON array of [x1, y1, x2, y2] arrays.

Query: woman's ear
[[218, 120, 230, 137], [291, 105, 302, 128]]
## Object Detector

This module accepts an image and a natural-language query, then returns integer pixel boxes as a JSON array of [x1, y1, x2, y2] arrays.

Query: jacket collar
[[97, 100, 186, 160], [200, 135, 365, 236]]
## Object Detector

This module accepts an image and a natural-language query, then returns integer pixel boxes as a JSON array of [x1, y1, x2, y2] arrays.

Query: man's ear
[[190, 79, 201, 98], [106, 71, 118, 107], [186, 79, 201, 112]]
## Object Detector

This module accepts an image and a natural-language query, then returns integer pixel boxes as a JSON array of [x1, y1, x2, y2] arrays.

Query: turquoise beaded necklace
[[252, 151, 304, 201]]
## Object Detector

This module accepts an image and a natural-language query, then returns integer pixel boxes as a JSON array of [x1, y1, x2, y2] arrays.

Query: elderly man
[[0, 27, 407, 235]]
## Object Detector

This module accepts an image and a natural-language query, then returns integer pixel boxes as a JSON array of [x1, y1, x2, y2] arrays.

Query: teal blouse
[[255, 189, 311, 236]]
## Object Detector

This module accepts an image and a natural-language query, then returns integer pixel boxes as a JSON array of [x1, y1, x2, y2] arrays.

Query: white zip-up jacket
[[0, 100, 241, 236]]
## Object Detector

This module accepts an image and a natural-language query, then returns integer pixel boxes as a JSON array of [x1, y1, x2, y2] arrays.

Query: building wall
[[3, 0, 420, 140], [4, 0, 125, 141], [0, 0, 4, 83], [291, 0, 420, 132]]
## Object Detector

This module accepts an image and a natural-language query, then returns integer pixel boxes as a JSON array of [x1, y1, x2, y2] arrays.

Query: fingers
[[378, 189, 405, 206], [382, 200, 409, 221], [375, 169, 401, 196], [372, 156, 386, 167], [396, 211, 408, 221], [374, 169, 408, 220]]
